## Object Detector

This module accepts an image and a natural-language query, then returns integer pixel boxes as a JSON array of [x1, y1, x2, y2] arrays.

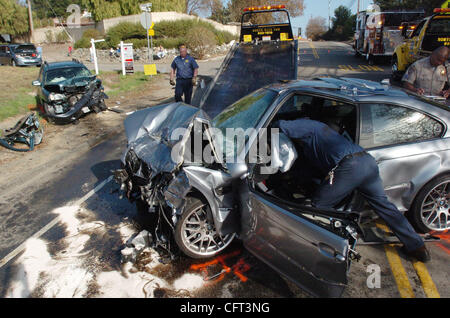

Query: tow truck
[[392, 8, 450, 80], [353, 9, 424, 65], [198, 4, 298, 118]]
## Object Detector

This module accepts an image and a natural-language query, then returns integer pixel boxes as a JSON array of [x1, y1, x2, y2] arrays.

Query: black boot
[[401, 245, 431, 263]]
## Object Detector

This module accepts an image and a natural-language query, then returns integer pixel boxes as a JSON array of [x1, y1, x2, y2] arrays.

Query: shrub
[[74, 37, 90, 48], [185, 26, 217, 59], [44, 30, 54, 43], [55, 30, 70, 43], [82, 29, 103, 40], [103, 19, 237, 51]]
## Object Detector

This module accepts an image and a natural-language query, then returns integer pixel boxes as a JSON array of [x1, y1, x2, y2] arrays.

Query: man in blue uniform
[[170, 44, 199, 105], [273, 118, 430, 262]]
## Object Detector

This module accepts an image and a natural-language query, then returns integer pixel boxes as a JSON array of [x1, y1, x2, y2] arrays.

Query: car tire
[[410, 174, 450, 233], [174, 196, 235, 259], [11, 59, 16, 67]]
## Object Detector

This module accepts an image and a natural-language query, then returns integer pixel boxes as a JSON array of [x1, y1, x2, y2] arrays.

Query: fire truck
[[353, 9, 424, 64]]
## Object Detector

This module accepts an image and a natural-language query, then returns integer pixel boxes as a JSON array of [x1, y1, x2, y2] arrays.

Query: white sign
[[140, 3, 152, 12], [140, 12, 152, 29], [121, 41, 134, 75]]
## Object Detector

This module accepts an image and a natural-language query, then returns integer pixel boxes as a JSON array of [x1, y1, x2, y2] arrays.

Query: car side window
[[359, 103, 444, 149], [277, 95, 314, 114]]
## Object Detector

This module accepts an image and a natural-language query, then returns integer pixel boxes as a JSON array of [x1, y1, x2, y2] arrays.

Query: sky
[[290, 0, 374, 37]]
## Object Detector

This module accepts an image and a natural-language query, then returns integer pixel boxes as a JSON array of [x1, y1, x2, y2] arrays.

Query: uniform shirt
[[273, 119, 364, 175], [402, 57, 448, 96], [171, 55, 199, 79]]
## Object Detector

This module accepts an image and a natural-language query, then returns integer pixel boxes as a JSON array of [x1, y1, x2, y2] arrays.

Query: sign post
[[140, 3, 157, 77], [140, 3, 153, 62], [120, 41, 134, 75], [91, 38, 105, 75]]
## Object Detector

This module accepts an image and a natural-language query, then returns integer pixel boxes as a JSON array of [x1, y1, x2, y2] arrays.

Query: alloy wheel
[[180, 203, 235, 257], [420, 181, 450, 231]]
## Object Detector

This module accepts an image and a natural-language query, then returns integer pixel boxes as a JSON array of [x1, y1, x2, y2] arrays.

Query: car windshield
[[13, 45, 36, 52], [212, 88, 278, 161], [44, 67, 92, 84]]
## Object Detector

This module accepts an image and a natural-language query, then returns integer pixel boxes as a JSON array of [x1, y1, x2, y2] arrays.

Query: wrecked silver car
[[115, 78, 450, 297], [33, 60, 108, 124]]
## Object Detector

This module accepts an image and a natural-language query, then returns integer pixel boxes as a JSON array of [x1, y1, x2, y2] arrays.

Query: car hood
[[123, 102, 220, 175]]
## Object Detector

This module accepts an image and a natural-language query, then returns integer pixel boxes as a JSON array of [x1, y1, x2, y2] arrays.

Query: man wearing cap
[[170, 44, 199, 105], [402, 46, 450, 98]]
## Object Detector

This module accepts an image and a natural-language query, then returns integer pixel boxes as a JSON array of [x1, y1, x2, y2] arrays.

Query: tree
[[0, 0, 29, 35], [186, 0, 208, 15], [322, 5, 355, 41], [306, 16, 327, 40], [227, 0, 305, 23], [82, 0, 186, 22], [208, 0, 231, 23], [32, 0, 83, 19], [374, 0, 444, 16]]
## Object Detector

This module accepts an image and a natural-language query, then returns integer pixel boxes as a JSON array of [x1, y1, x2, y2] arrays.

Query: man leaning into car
[[402, 46, 450, 98], [273, 118, 431, 263]]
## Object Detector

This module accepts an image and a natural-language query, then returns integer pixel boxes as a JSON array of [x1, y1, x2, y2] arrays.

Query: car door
[[238, 176, 353, 297], [410, 19, 428, 61], [359, 103, 446, 211], [237, 92, 357, 297]]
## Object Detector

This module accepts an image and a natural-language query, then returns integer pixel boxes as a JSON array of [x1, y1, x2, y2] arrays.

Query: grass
[[0, 66, 40, 122], [98, 71, 160, 98], [0, 67, 160, 123]]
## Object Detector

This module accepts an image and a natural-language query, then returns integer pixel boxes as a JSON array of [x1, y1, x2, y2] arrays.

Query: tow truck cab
[[393, 8, 450, 78], [239, 4, 294, 43]]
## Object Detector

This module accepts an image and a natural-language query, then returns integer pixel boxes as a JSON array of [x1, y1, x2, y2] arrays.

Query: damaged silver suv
[[115, 77, 450, 297]]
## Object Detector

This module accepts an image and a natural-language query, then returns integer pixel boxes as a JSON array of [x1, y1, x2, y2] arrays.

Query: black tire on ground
[[11, 59, 16, 67], [174, 196, 235, 259], [409, 173, 450, 233]]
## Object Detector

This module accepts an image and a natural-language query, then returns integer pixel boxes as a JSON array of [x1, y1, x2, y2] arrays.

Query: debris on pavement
[[0, 113, 43, 152]]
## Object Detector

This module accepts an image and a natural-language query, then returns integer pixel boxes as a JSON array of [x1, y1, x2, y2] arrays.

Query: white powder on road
[[172, 273, 205, 292]]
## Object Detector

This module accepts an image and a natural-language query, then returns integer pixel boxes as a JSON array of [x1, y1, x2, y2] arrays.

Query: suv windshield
[[45, 67, 92, 84], [212, 88, 278, 161]]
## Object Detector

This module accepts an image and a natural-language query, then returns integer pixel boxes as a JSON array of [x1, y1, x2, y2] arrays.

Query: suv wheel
[[174, 197, 235, 259], [410, 174, 450, 233]]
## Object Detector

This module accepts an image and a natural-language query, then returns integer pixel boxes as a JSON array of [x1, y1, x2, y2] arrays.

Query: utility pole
[[357, 0, 360, 14], [27, 0, 35, 43], [328, 0, 331, 30]]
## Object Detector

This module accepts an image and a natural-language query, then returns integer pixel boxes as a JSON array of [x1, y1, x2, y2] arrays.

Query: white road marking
[[0, 176, 113, 269]]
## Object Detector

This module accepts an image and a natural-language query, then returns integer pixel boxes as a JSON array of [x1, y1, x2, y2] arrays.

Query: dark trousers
[[312, 153, 424, 252], [175, 78, 193, 105]]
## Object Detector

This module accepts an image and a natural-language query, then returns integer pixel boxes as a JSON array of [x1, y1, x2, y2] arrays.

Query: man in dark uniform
[[273, 118, 430, 262], [170, 44, 199, 105]]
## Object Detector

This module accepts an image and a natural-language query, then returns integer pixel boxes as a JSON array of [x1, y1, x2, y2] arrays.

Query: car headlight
[[49, 93, 66, 101]]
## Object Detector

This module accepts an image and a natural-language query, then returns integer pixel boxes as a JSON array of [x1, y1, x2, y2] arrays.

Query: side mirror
[[32, 80, 41, 86]]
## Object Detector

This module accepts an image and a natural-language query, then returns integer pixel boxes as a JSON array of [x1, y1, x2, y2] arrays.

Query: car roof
[[43, 61, 86, 70], [267, 77, 450, 121]]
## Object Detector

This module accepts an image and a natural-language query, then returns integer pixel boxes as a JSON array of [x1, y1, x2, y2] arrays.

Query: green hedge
[[105, 19, 237, 49], [74, 19, 237, 50]]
